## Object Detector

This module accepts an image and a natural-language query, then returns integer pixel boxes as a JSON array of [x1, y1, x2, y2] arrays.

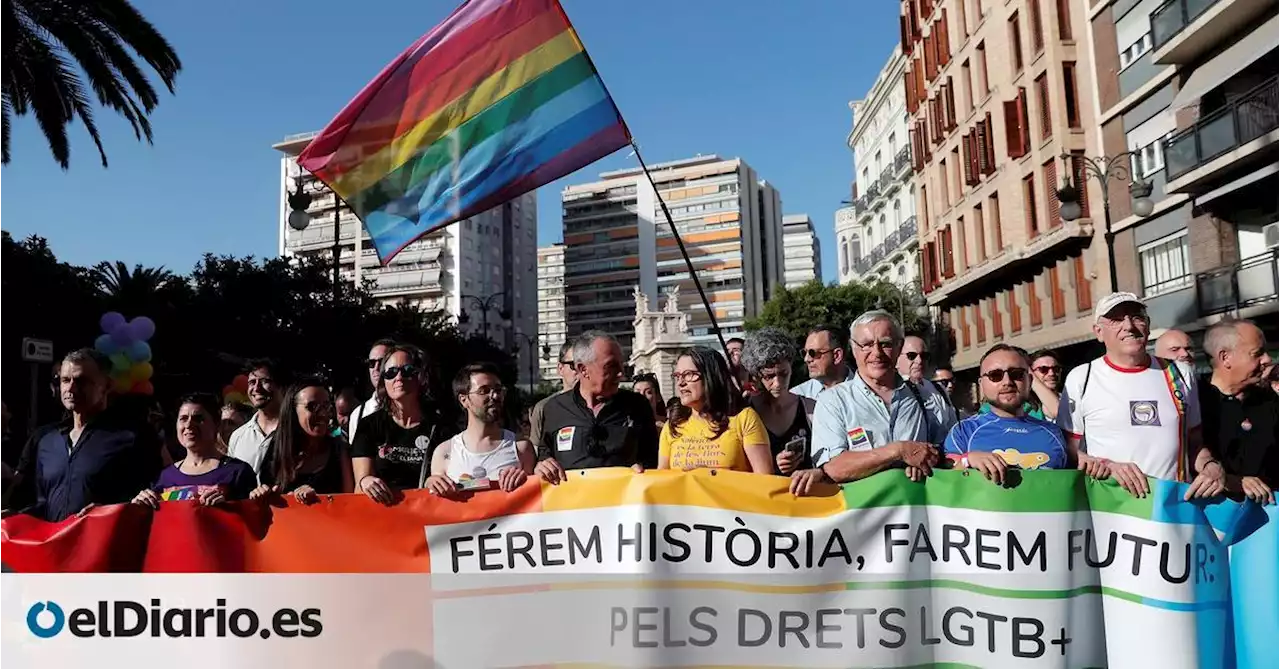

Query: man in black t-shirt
[[1199, 320, 1277, 503], [534, 332, 658, 484]]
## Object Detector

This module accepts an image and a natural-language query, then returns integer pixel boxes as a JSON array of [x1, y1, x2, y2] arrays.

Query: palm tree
[[91, 260, 175, 297], [2, 0, 182, 168]]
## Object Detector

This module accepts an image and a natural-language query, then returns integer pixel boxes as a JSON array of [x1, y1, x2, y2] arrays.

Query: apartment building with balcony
[[1087, 0, 1277, 355], [273, 132, 538, 366], [782, 214, 823, 288], [536, 244, 567, 382], [839, 45, 921, 288], [904, 0, 1109, 372], [561, 155, 784, 355]]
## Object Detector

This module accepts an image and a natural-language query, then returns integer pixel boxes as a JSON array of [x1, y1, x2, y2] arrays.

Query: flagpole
[[629, 140, 729, 354]]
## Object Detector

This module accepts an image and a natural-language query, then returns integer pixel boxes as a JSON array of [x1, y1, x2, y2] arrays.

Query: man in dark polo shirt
[[9, 349, 161, 521], [534, 331, 658, 483], [1199, 319, 1277, 504]]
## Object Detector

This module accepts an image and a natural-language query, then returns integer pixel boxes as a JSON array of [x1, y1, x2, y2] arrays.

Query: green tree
[[3, 0, 182, 168], [747, 280, 930, 337]]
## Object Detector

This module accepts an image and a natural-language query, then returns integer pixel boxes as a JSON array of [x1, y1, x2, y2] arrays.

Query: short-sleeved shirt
[[1197, 377, 1278, 489], [810, 373, 930, 467], [535, 386, 659, 469], [944, 412, 1068, 470], [790, 368, 857, 401], [346, 396, 379, 444], [660, 408, 770, 472], [152, 456, 257, 501], [227, 413, 275, 475], [1057, 356, 1200, 482], [349, 409, 442, 490]]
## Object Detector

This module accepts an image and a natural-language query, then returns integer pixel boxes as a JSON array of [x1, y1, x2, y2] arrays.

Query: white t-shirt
[[1057, 356, 1200, 482]]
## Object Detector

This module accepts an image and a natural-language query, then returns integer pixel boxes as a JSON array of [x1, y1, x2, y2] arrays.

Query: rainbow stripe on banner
[[297, 0, 630, 263]]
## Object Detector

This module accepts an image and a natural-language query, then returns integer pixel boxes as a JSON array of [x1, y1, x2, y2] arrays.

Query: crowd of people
[[2, 290, 1276, 523]]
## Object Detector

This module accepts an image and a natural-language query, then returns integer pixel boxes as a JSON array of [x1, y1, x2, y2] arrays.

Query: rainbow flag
[[297, 0, 630, 263]]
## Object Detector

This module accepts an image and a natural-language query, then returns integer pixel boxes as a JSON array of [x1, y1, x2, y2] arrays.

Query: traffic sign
[[21, 338, 53, 363]]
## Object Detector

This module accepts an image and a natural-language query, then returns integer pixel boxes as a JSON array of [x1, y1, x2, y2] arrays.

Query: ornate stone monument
[[629, 286, 691, 400]]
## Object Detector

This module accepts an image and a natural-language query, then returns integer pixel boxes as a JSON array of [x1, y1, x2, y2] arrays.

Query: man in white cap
[[1057, 293, 1224, 500]]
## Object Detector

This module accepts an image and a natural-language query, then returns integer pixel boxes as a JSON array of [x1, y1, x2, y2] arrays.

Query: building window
[[1028, 0, 1044, 54], [1008, 12, 1023, 75], [1035, 73, 1052, 140], [1055, 0, 1072, 40], [976, 41, 989, 94], [1063, 62, 1080, 128], [1023, 174, 1039, 237], [973, 203, 986, 262], [988, 192, 1003, 252], [1119, 33, 1152, 70], [1130, 132, 1174, 177], [1139, 231, 1192, 297], [839, 236, 848, 274], [894, 200, 902, 227]]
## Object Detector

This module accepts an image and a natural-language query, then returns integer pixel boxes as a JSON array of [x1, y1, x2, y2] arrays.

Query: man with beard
[[945, 345, 1104, 485], [227, 359, 286, 476], [425, 363, 533, 495], [1198, 319, 1276, 503], [791, 325, 856, 400], [1058, 293, 1223, 500], [1155, 329, 1196, 365]]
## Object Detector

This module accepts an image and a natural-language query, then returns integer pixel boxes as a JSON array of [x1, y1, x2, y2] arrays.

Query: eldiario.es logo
[[26, 599, 322, 639]]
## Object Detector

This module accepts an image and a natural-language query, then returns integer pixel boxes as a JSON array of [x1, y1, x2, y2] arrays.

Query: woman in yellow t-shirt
[[659, 347, 774, 473]]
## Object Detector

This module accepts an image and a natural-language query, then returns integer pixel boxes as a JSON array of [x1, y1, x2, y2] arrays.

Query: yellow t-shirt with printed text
[[659, 408, 769, 472]]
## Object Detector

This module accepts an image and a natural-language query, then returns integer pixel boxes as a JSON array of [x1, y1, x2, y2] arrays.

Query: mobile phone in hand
[[784, 433, 807, 455]]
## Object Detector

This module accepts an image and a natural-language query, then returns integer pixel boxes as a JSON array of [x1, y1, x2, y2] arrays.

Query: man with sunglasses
[[348, 338, 396, 443], [791, 325, 856, 400], [529, 341, 578, 459], [534, 332, 658, 484], [945, 345, 1103, 485], [897, 336, 958, 444], [1057, 293, 1223, 500]]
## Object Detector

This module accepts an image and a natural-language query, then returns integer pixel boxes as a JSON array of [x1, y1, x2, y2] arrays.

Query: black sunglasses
[[382, 364, 419, 382], [366, 358, 385, 369], [981, 368, 1028, 383], [904, 351, 928, 361]]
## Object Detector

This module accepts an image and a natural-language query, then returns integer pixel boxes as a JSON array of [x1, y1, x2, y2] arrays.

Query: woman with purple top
[[132, 394, 257, 508]]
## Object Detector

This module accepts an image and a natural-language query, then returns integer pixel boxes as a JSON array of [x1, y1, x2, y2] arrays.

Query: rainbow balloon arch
[[92, 312, 156, 396]]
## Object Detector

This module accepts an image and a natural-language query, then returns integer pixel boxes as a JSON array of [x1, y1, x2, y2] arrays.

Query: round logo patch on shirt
[[1241, 418, 1253, 432], [1129, 400, 1161, 426]]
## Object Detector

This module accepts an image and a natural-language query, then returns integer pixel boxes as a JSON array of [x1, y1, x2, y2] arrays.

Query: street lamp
[[458, 292, 510, 341], [286, 171, 344, 303], [1055, 153, 1154, 293], [511, 331, 549, 394]]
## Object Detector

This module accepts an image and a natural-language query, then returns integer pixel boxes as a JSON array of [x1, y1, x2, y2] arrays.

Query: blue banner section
[[1230, 503, 1278, 669]]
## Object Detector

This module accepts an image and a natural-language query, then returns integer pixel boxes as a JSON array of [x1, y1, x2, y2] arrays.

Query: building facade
[[839, 45, 920, 288], [781, 214, 823, 288], [904, 0, 1109, 371], [1086, 0, 1277, 360], [561, 155, 784, 356], [536, 244, 567, 382], [273, 133, 539, 373]]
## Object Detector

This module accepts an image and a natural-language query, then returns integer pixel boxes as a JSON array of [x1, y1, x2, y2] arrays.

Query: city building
[[273, 132, 539, 378], [1085, 0, 1277, 359], [838, 44, 919, 287], [781, 214, 823, 288], [904, 0, 1108, 372], [536, 244, 567, 382], [560, 155, 784, 355]]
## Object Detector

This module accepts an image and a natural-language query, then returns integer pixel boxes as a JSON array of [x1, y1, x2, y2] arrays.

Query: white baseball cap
[[1093, 292, 1147, 322]]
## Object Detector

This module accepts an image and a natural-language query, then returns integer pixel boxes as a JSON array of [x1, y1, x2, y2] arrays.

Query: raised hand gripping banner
[[3, 469, 1275, 668]]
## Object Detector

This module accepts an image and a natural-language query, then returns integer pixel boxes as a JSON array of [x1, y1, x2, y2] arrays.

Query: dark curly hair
[[668, 346, 734, 440]]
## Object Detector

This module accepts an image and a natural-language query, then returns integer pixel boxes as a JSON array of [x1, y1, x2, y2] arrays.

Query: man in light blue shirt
[[790, 311, 938, 496], [790, 325, 857, 400]]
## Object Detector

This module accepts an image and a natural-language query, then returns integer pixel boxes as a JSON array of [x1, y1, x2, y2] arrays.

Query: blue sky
[[2, 0, 899, 282]]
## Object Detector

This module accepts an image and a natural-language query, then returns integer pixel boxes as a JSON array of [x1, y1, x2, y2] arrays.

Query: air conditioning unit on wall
[[1264, 222, 1278, 249]]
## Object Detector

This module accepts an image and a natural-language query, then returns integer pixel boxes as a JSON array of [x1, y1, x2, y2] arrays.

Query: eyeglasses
[[904, 351, 928, 362], [559, 358, 575, 367], [366, 358, 385, 369], [803, 348, 833, 360], [1100, 312, 1150, 326], [381, 364, 420, 382], [297, 401, 332, 414], [981, 368, 1029, 383], [1033, 365, 1062, 375], [853, 340, 896, 351], [934, 378, 955, 387], [469, 386, 506, 398], [672, 370, 702, 384]]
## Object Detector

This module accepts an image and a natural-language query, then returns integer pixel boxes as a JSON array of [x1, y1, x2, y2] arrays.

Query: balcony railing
[[866, 180, 883, 201], [1195, 249, 1279, 317], [853, 257, 871, 275], [894, 147, 912, 173], [1164, 76, 1278, 180], [1151, 0, 1219, 50], [898, 216, 918, 240]]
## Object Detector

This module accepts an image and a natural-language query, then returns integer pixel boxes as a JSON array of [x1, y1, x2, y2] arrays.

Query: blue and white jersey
[[943, 412, 1068, 470]]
